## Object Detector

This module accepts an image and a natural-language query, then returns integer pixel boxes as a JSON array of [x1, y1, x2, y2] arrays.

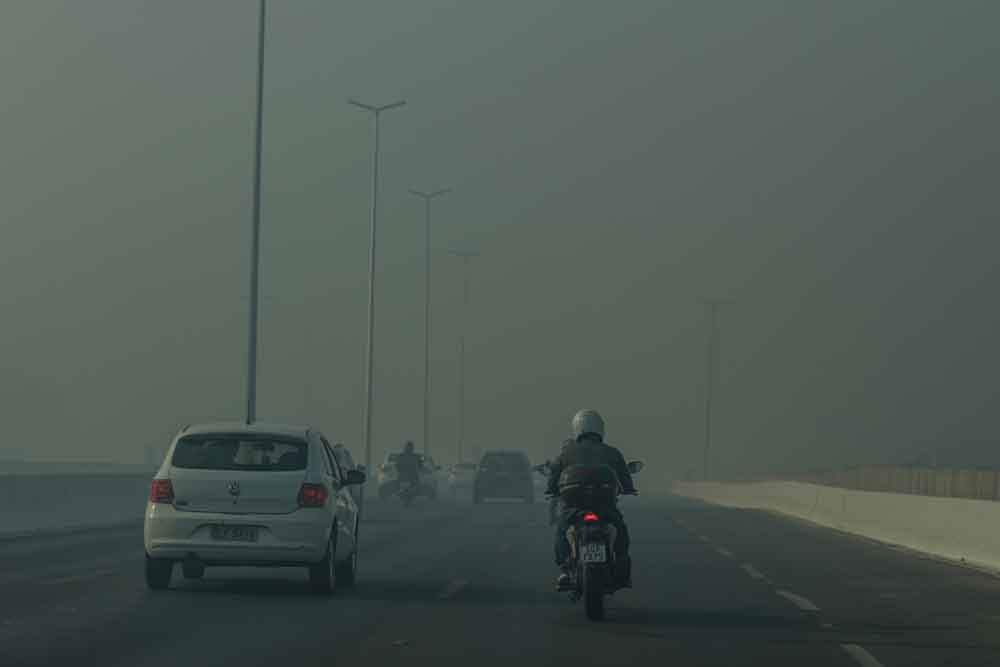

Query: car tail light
[[583, 512, 600, 523], [150, 479, 174, 504], [298, 483, 329, 508]]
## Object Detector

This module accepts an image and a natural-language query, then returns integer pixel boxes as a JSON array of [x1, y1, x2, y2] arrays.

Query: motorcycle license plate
[[580, 543, 607, 564]]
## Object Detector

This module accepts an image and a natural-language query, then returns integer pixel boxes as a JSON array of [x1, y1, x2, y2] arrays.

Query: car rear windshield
[[481, 453, 529, 471], [172, 435, 308, 471]]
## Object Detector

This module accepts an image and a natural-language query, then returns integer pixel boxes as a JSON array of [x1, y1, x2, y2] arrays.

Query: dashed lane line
[[776, 590, 821, 612], [841, 644, 885, 667], [740, 564, 766, 581], [716, 548, 733, 558]]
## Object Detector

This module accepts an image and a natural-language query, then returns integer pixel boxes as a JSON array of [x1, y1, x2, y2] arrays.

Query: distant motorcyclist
[[547, 410, 636, 589], [396, 440, 422, 492]]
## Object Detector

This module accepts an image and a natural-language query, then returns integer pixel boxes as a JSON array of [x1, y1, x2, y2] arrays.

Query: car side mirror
[[345, 470, 366, 486], [627, 461, 644, 474]]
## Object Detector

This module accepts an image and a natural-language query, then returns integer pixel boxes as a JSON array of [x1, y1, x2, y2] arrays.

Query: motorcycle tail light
[[583, 512, 600, 522]]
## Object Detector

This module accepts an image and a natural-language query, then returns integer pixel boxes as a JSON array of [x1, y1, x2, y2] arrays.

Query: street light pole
[[245, 0, 267, 425], [449, 249, 478, 464], [702, 299, 732, 480], [408, 188, 451, 456], [349, 99, 406, 504]]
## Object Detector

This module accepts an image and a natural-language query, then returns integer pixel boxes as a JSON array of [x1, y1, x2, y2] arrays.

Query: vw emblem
[[227, 481, 241, 496]]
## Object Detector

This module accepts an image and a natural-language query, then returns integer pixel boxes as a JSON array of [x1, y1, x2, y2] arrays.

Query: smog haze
[[1, 0, 997, 479]]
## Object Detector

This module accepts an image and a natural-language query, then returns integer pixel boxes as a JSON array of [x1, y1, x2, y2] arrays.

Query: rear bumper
[[143, 503, 330, 565]]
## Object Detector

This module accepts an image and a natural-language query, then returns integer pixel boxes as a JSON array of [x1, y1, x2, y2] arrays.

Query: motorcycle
[[533, 462, 561, 526], [555, 460, 643, 621], [398, 479, 417, 507]]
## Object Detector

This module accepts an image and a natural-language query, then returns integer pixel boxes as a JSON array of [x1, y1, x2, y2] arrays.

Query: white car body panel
[[144, 423, 359, 567]]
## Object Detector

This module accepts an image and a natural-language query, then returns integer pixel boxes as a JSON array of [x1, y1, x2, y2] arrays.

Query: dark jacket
[[546, 436, 636, 498], [396, 451, 421, 483]]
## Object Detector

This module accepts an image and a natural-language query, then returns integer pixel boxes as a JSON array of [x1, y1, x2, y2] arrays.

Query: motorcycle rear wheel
[[582, 565, 605, 621]]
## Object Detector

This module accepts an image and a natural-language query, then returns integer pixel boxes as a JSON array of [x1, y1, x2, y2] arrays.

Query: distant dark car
[[473, 450, 534, 504]]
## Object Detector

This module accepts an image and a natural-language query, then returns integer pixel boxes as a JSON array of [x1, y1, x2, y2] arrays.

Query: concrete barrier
[[674, 480, 1000, 572], [0, 474, 151, 535]]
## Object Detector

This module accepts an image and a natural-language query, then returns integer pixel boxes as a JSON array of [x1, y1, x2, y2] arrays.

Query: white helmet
[[571, 409, 605, 440]]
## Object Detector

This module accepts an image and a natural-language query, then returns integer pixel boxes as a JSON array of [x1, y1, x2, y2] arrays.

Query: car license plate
[[211, 525, 259, 542], [580, 543, 607, 564]]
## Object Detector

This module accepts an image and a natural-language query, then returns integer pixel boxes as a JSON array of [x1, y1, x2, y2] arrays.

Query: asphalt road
[[2, 494, 999, 666]]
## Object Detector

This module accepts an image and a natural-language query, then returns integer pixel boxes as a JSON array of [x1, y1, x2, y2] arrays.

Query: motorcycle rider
[[396, 440, 422, 496], [545, 438, 575, 526], [547, 409, 636, 590]]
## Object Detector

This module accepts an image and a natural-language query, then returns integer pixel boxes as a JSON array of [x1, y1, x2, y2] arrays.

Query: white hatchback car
[[144, 422, 364, 594]]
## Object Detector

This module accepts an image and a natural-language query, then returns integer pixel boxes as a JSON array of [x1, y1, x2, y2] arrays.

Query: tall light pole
[[449, 249, 478, 464], [702, 299, 733, 480], [349, 98, 406, 502], [245, 0, 267, 424], [408, 188, 451, 455]]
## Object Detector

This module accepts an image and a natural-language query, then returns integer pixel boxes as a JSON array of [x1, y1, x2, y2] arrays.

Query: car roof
[[179, 422, 312, 440]]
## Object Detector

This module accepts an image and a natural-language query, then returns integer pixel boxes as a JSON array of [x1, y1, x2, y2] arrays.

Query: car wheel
[[336, 548, 357, 589], [335, 523, 359, 589], [182, 561, 205, 580], [309, 531, 337, 595], [145, 555, 173, 590]]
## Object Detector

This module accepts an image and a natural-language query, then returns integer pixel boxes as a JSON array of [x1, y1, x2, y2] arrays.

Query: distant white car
[[447, 462, 478, 497], [143, 422, 365, 594]]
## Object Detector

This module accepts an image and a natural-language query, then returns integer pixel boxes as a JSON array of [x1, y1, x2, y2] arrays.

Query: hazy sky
[[1, 1, 997, 476]]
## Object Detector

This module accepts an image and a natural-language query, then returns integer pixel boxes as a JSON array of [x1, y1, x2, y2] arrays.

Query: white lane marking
[[841, 644, 885, 667], [698, 535, 711, 543], [436, 579, 469, 599], [776, 590, 821, 612], [740, 564, 766, 580], [716, 548, 733, 558]]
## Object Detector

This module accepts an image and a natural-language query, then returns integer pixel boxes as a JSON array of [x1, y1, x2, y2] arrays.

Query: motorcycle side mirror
[[344, 470, 367, 486], [627, 461, 644, 474], [356, 464, 367, 475]]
